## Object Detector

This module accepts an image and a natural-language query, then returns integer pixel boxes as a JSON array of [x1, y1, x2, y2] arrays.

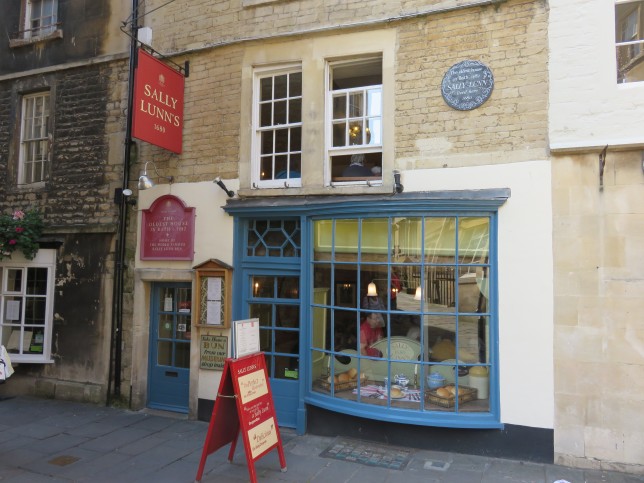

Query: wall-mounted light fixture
[[138, 160, 174, 190], [367, 282, 378, 297], [214, 177, 235, 198], [113, 188, 137, 206], [393, 170, 404, 194]]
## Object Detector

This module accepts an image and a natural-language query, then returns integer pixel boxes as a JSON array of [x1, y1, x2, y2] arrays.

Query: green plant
[[0, 209, 44, 261]]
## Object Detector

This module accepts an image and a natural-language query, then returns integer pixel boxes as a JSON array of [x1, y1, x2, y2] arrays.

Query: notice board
[[195, 353, 286, 482]]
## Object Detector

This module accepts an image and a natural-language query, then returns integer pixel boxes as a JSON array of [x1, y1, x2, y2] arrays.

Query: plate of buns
[[389, 385, 406, 399]]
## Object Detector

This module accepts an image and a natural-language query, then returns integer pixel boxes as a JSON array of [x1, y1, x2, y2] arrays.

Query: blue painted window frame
[[225, 194, 505, 430]]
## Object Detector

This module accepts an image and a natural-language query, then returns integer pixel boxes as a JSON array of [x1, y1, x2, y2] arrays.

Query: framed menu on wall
[[193, 259, 233, 328]]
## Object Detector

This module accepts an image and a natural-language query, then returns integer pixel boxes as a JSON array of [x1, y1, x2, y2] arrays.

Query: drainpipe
[[108, 0, 139, 405]]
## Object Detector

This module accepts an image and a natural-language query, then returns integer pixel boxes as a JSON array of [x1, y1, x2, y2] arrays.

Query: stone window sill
[[9, 29, 63, 49]]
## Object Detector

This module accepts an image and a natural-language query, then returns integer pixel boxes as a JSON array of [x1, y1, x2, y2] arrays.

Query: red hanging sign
[[195, 353, 287, 482], [140, 194, 195, 260], [132, 48, 184, 154]]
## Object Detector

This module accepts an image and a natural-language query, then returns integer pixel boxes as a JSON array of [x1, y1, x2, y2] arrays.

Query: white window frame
[[325, 57, 383, 186], [0, 249, 56, 364], [251, 64, 303, 189], [615, 0, 644, 82], [23, 0, 58, 39], [19, 91, 51, 185]]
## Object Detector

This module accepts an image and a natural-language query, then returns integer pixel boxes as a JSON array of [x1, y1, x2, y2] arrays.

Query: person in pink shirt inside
[[360, 312, 385, 357]]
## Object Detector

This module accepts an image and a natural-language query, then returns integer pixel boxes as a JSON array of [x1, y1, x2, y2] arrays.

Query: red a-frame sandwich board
[[195, 352, 287, 482]]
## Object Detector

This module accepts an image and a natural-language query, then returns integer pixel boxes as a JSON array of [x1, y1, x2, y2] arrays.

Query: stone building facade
[[549, 0, 644, 474], [0, 0, 132, 404], [130, 0, 555, 463]]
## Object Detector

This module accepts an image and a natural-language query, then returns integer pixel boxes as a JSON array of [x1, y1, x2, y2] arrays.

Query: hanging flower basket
[[0, 210, 44, 261]]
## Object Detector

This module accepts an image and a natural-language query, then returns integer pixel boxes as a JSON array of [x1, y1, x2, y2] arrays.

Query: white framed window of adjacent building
[[0, 249, 56, 363], [252, 65, 302, 189], [19, 91, 51, 185], [615, 0, 644, 82], [327, 57, 383, 185], [24, 0, 58, 39]]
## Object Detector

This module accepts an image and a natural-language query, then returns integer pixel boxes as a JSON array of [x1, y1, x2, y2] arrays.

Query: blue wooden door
[[244, 272, 301, 429], [148, 282, 192, 413]]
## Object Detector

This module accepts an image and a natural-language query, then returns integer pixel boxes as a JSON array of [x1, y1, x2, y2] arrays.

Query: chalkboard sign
[[441, 60, 494, 111]]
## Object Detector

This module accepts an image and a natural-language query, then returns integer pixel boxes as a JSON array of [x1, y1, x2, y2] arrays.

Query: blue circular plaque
[[441, 60, 494, 111]]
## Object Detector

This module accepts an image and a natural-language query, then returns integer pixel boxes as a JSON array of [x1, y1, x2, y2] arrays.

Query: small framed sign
[[200, 335, 228, 370], [194, 259, 233, 328], [233, 318, 261, 359]]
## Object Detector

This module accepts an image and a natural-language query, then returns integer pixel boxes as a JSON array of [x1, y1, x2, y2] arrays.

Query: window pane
[[274, 74, 288, 98], [349, 92, 363, 117], [360, 219, 388, 262], [260, 103, 272, 127], [348, 120, 363, 145], [275, 330, 298, 355], [6, 269, 23, 292], [290, 154, 301, 179], [251, 276, 274, 298], [274, 100, 287, 125], [458, 217, 489, 264], [274, 355, 298, 379], [275, 128, 288, 152], [26, 268, 48, 295], [332, 121, 346, 147], [276, 277, 299, 299], [333, 95, 346, 120], [24, 298, 46, 325], [367, 88, 382, 116], [289, 98, 301, 123], [158, 287, 174, 312], [29, 328, 44, 353], [158, 314, 173, 338], [274, 155, 288, 179], [615, 2, 644, 82], [175, 342, 190, 368], [157, 341, 173, 365], [367, 118, 381, 145], [260, 156, 273, 180], [289, 72, 302, 96], [260, 77, 272, 101], [424, 218, 456, 264], [261, 131, 273, 155]]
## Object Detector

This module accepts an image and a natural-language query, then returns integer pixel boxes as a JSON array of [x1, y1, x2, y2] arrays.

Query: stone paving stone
[[57, 450, 133, 480], [76, 426, 154, 452], [4, 422, 64, 440], [0, 434, 39, 452], [481, 459, 547, 482], [545, 463, 586, 483], [27, 432, 90, 454], [345, 464, 395, 482], [2, 471, 70, 483], [146, 457, 204, 483], [116, 431, 169, 455], [438, 468, 485, 482], [1, 447, 49, 468], [310, 458, 363, 481], [257, 448, 329, 481], [25, 447, 102, 479], [64, 420, 120, 438], [584, 469, 644, 483], [127, 413, 183, 431]]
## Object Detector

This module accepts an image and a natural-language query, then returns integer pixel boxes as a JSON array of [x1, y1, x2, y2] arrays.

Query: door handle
[[165, 371, 179, 377]]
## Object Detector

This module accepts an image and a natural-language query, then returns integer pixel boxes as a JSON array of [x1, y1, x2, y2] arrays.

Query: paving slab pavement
[[0, 396, 642, 483]]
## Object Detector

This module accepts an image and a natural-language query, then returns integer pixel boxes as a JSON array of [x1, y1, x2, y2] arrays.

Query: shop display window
[[310, 216, 495, 424]]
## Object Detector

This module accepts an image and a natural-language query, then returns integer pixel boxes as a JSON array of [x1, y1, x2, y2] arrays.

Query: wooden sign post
[[195, 353, 287, 482]]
